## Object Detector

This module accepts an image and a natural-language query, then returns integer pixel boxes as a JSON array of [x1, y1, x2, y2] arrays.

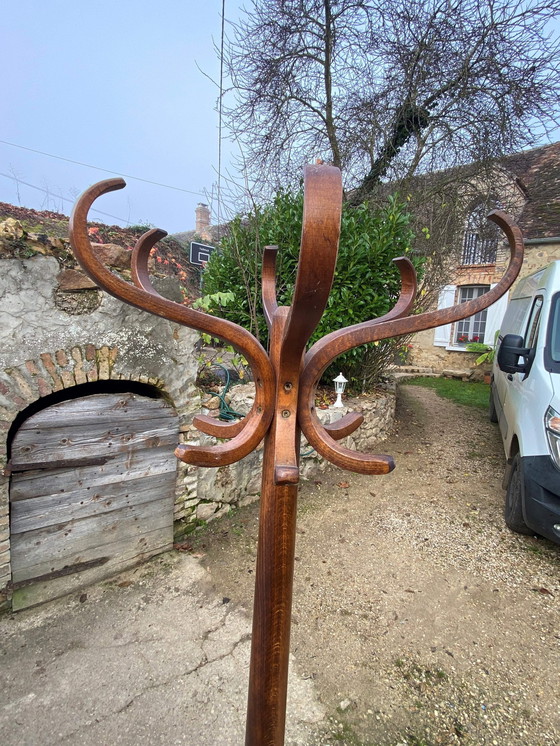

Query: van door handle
[[507, 374, 513, 381]]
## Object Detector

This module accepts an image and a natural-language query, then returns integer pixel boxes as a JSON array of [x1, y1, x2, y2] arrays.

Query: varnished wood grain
[[246, 306, 298, 745], [262, 245, 279, 330], [323, 412, 364, 439], [192, 414, 246, 438]]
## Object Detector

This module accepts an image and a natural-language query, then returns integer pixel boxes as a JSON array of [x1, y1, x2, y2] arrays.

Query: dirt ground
[[190, 383, 560, 746]]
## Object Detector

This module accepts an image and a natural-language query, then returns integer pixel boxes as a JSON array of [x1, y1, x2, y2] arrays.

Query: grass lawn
[[401, 376, 490, 410]]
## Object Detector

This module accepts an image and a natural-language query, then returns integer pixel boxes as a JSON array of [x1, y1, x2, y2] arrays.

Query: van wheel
[[504, 453, 532, 534], [488, 386, 498, 423]]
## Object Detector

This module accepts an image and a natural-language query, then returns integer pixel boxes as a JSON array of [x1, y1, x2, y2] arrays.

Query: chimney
[[195, 203, 211, 238]]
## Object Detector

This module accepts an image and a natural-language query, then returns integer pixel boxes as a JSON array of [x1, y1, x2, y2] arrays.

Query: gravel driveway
[[192, 383, 560, 745]]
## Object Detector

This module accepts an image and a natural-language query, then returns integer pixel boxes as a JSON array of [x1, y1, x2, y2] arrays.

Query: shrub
[[202, 190, 422, 390]]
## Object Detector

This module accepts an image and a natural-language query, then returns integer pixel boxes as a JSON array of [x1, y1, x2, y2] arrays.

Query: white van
[[490, 260, 560, 544]]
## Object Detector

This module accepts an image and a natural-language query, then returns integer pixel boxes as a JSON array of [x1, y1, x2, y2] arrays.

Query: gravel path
[[192, 383, 560, 745]]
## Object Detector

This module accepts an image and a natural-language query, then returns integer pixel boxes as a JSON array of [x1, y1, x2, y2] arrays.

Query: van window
[[544, 291, 560, 372], [525, 296, 543, 349], [500, 296, 532, 338]]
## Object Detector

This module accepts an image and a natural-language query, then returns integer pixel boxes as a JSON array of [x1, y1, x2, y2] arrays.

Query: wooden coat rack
[[69, 164, 524, 745]]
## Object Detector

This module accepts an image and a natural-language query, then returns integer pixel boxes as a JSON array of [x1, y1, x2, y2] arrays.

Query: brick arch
[[2, 345, 166, 420], [0, 345, 172, 468]]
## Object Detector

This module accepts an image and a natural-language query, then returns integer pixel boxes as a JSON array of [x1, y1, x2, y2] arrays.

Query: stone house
[[410, 142, 560, 372]]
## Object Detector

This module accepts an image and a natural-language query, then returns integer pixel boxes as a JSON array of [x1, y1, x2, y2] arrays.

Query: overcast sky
[[3, 3, 559, 236], [1, 1, 241, 234]]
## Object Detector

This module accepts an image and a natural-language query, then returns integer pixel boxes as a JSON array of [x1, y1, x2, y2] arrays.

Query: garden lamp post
[[69, 164, 524, 746], [333, 372, 348, 407]]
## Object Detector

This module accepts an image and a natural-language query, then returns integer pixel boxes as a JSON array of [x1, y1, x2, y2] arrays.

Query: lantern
[[333, 372, 348, 407]]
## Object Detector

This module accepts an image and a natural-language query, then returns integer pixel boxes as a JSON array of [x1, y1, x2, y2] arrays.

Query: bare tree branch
[[222, 0, 560, 198]]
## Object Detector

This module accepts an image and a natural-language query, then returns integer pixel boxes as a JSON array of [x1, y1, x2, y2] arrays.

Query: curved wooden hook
[[281, 164, 342, 362], [131, 228, 168, 297], [262, 245, 279, 330], [376, 256, 417, 324], [69, 178, 275, 468], [298, 210, 524, 474], [302, 408, 395, 474], [132, 227, 265, 449], [192, 414, 246, 438], [323, 412, 364, 439]]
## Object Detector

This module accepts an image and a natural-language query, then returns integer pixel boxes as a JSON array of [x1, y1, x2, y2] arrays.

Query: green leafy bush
[[466, 330, 499, 365], [202, 190, 421, 390]]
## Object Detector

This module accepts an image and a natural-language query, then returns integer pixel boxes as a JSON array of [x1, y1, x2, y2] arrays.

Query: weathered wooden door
[[9, 392, 179, 610]]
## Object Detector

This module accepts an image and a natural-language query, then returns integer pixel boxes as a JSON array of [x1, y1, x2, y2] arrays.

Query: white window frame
[[434, 283, 508, 351], [454, 285, 490, 346]]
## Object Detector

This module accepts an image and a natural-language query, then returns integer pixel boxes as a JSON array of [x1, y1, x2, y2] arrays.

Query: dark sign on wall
[[190, 242, 215, 266]]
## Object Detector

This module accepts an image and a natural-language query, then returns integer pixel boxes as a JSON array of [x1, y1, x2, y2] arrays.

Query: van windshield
[[549, 295, 560, 363]]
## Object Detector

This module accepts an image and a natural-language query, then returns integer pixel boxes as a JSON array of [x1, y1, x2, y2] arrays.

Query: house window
[[434, 283, 507, 350], [461, 203, 499, 265], [454, 285, 490, 344]]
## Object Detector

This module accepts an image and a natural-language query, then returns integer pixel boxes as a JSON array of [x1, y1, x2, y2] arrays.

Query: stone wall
[[515, 241, 560, 278], [410, 328, 484, 373], [0, 219, 202, 609]]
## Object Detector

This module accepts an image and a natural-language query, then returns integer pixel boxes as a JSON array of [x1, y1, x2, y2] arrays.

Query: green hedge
[[202, 190, 422, 390]]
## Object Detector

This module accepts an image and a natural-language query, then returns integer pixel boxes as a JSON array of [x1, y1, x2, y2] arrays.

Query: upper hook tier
[[68, 170, 525, 482]]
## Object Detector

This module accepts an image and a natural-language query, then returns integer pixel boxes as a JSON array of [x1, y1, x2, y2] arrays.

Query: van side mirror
[[497, 333, 532, 375]]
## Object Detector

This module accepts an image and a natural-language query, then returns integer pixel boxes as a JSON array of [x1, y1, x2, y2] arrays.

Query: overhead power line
[[0, 172, 129, 224], [0, 139, 206, 197]]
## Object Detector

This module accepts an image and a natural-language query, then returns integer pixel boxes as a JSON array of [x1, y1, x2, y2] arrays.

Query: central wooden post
[[245, 451, 299, 744], [245, 309, 301, 745]]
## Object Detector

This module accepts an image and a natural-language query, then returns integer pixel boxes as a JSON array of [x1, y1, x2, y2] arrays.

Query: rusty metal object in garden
[[69, 164, 524, 745]]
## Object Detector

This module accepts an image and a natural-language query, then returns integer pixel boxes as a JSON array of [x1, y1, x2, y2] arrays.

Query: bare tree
[[8, 165, 22, 204], [222, 0, 560, 199]]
